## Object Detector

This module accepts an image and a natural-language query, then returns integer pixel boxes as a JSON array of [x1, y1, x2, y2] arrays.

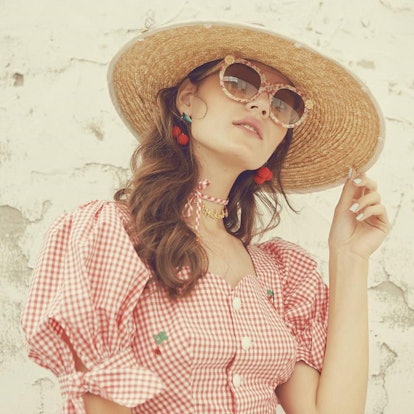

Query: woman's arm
[[277, 253, 369, 414], [277, 170, 389, 414], [82, 394, 131, 414]]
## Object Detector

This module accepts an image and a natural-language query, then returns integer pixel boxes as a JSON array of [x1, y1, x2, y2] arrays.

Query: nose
[[245, 92, 271, 118]]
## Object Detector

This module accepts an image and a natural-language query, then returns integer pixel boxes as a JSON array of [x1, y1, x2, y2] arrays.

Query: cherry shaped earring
[[172, 112, 192, 146], [254, 166, 273, 184], [172, 125, 189, 146]]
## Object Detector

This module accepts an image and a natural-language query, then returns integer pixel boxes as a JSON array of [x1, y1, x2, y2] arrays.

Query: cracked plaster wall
[[1, 0, 413, 412]]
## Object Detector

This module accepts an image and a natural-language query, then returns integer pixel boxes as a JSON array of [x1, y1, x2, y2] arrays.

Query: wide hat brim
[[108, 21, 385, 193]]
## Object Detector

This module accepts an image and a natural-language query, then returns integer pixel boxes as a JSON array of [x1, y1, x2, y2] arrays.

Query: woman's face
[[177, 60, 289, 174]]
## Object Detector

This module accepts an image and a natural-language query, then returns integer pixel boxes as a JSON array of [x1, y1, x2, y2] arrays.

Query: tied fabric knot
[[183, 179, 210, 233], [183, 179, 229, 233], [60, 365, 165, 414]]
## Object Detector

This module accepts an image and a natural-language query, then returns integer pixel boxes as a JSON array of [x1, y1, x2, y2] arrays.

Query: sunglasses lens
[[271, 89, 305, 125], [223, 63, 261, 99]]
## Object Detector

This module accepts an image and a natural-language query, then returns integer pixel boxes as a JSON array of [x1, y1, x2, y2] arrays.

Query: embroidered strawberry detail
[[267, 289, 274, 302], [154, 331, 168, 345]]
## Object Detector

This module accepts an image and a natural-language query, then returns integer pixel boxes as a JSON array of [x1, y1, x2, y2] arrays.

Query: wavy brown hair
[[114, 60, 294, 298]]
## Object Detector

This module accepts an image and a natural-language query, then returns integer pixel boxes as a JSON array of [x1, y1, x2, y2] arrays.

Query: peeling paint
[[0, 140, 12, 162], [69, 57, 107, 66], [357, 59, 376, 69], [12, 73, 24, 87], [371, 343, 398, 413], [33, 377, 57, 413], [87, 121, 105, 140], [0, 205, 30, 283], [370, 282, 414, 328], [388, 192, 405, 230], [0, 205, 31, 362], [379, 0, 413, 13]]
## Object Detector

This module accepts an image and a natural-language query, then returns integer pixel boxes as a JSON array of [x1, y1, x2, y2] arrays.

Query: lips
[[233, 118, 263, 139]]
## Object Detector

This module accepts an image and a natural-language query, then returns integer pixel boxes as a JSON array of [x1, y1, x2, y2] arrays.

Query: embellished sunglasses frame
[[203, 55, 313, 129]]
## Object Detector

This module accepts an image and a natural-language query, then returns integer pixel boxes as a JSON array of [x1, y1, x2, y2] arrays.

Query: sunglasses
[[203, 55, 313, 128]]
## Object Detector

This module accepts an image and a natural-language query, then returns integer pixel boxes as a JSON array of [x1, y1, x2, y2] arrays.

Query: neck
[[196, 177, 233, 201], [186, 152, 245, 234], [196, 161, 240, 201]]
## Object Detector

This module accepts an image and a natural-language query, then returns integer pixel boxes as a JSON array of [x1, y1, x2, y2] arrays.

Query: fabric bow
[[60, 365, 165, 414], [183, 179, 211, 233]]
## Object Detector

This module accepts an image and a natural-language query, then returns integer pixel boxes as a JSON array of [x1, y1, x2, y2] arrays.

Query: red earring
[[254, 166, 273, 184], [172, 125, 189, 146]]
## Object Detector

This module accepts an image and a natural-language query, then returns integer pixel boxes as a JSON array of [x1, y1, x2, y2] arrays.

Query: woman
[[21, 22, 389, 414]]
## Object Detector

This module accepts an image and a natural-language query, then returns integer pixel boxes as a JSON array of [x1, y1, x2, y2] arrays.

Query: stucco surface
[[1, 0, 413, 412]]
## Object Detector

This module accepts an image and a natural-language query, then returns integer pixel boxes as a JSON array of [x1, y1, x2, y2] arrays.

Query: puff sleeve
[[21, 201, 165, 414], [258, 238, 329, 372]]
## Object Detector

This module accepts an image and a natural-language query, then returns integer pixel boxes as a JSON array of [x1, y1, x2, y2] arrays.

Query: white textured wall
[[1, 0, 413, 413]]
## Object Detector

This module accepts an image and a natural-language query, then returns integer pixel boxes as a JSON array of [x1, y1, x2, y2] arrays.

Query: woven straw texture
[[108, 22, 384, 193]]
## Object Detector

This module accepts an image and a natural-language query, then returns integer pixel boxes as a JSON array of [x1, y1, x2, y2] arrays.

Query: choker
[[183, 179, 229, 232], [201, 201, 228, 220]]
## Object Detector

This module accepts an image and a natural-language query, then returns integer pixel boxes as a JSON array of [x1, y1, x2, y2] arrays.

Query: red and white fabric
[[21, 200, 328, 414]]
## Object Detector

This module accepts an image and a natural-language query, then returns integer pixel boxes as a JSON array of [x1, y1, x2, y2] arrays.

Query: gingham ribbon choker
[[183, 179, 229, 233]]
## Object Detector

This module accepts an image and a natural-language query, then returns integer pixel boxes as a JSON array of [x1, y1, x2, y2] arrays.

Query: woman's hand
[[328, 169, 390, 259]]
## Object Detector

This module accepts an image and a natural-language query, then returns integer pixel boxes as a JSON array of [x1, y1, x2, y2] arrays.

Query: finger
[[349, 191, 382, 215], [351, 174, 377, 193], [336, 168, 363, 210], [354, 204, 389, 229]]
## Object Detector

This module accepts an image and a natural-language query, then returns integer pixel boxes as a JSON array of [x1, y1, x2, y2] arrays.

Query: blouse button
[[242, 337, 252, 350], [232, 297, 242, 311], [233, 373, 243, 388]]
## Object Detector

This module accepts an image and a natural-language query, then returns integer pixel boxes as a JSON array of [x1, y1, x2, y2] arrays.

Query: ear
[[176, 78, 197, 116]]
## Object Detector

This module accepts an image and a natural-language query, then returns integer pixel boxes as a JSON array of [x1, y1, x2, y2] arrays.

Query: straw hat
[[108, 21, 385, 193]]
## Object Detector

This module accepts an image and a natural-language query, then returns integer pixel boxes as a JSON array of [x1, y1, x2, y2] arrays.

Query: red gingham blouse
[[21, 200, 328, 414]]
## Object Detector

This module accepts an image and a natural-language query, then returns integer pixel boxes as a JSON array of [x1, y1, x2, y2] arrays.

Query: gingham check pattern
[[21, 201, 328, 414]]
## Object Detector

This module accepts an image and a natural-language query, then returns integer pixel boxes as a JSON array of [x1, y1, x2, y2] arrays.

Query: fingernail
[[356, 213, 364, 221], [353, 178, 363, 185], [347, 167, 353, 179], [349, 203, 359, 213]]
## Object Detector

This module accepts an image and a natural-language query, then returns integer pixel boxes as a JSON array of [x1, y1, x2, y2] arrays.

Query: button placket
[[232, 297, 242, 311], [241, 337, 252, 350], [233, 373, 243, 388], [230, 293, 247, 397]]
